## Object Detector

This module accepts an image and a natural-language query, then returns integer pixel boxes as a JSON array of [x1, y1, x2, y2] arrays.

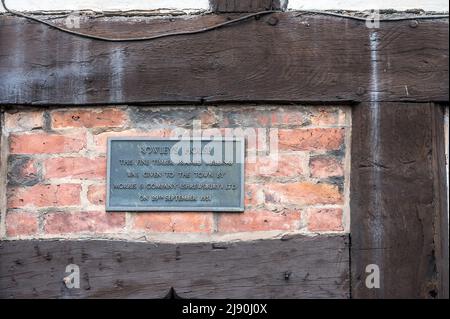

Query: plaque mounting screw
[[284, 271, 292, 281]]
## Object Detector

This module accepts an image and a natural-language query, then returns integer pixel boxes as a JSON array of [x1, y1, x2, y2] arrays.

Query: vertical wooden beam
[[209, 0, 288, 12], [351, 102, 447, 298], [432, 104, 449, 299]]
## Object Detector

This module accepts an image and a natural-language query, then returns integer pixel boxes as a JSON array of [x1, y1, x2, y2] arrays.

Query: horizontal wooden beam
[[0, 235, 349, 298], [0, 13, 448, 105]]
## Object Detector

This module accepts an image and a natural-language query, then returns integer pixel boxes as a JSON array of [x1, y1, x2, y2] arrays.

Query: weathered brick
[[222, 108, 271, 128], [311, 108, 342, 126], [44, 157, 106, 179], [8, 184, 81, 208], [223, 107, 311, 128], [310, 156, 344, 179], [218, 210, 301, 233], [263, 182, 342, 206], [246, 153, 305, 178], [278, 128, 344, 151], [133, 213, 213, 233], [52, 109, 127, 128], [92, 129, 168, 153], [307, 208, 343, 232], [5, 212, 38, 237], [87, 184, 106, 206], [223, 107, 312, 128], [130, 107, 216, 129], [7, 155, 41, 186], [271, 108, 310, 127], [244, 183, 265, 207], [198, 109, 219, 128], [10, 132, 86, 154], [5, 111, 44, 132], [44, 211, 125, 234]]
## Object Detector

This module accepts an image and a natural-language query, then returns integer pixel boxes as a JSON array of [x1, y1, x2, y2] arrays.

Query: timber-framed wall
[[0, 0, 448, 298]]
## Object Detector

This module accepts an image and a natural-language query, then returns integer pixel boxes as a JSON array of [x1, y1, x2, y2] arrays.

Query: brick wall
[[0, 105, 351, 242]]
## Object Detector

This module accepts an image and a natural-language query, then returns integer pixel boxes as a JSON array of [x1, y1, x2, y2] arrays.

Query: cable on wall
[[1, 0, 277, 42], [294, 9, 449, 21], [1, 0, 449, 43]]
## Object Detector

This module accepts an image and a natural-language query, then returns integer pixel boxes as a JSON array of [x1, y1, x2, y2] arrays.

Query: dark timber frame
[[0, 0, 448, 298]]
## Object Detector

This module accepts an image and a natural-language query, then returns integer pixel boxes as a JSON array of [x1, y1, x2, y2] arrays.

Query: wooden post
[[351, 102, 448, 298], [432, 104, 449, 299]]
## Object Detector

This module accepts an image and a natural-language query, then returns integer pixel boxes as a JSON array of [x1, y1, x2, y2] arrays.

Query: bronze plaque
[[106, 138, 244, 212]]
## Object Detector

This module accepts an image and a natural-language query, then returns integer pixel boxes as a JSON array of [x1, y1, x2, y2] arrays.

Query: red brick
[[246, 154, 305, 178], [44, 211, 125, 234], [310, 156, 344, 179], [52, 109, 127, 128], [92, 129, 168, 153], [44, 157, 106, 179], [218, 210, 301, 233], [10, 132, 86, 154], [307, 208, 343, 232], [5, 111, 44, 131], [5, 212, 38, 237], [8, 184, 81, 208], [87, 185, 106, 206], [133, 213, 213, 233], [278, 128, 344, 151], [263, 182, 342, 206]]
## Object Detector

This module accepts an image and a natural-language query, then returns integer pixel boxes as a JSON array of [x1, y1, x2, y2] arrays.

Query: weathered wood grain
[[431, 104, 449, 299], [210, 0, 288, 12], [0, 235, 350, 299], [0, 13, 447, 105], [350, 102, 447, 298]]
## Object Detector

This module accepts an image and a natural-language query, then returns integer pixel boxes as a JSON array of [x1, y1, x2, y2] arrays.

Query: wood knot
[[266, 17, 279, 26]]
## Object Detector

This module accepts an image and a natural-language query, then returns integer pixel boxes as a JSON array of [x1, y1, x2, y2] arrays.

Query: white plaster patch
[[0, 0, 210, 12], [1, 0, 448, 12], [288, 0, 448, 11]]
